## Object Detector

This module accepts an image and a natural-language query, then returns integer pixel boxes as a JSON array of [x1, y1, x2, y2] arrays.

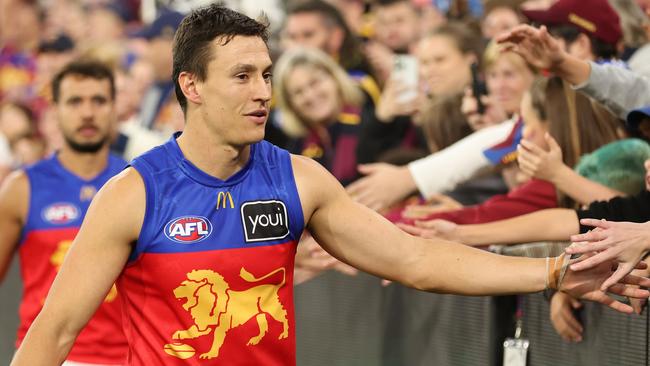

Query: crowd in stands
[[3, 0, 650, 351]]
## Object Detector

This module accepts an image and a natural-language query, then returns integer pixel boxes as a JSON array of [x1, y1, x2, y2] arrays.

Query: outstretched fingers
[[569, 250, 612, 271], [607, 283, 650, 299], [591, 291, 634, 313]]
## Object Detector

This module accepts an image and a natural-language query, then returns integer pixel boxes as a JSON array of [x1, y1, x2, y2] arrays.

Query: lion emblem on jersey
[[166, 267, 288, 360]]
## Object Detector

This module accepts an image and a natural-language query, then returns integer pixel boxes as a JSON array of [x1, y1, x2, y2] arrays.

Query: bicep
[[39, 168, 144, 334], [294, 156, 419, 280]]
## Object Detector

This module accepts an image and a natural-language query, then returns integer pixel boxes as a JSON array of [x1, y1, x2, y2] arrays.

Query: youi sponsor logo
[[241, 200, 289, 242]]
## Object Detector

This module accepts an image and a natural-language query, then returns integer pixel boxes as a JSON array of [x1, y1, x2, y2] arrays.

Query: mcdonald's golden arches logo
[[216, 191, 234, 209]]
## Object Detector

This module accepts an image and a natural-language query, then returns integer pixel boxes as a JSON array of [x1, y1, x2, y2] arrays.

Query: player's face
[[197, 36, 272, 145], [285, 65, 340, 126], [56, 76, 115, 153]]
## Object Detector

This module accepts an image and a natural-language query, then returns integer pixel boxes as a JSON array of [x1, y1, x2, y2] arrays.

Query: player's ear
[[178, 72, 202, 105]]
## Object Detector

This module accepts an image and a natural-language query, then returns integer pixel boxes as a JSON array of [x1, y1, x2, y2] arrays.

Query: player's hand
[[401, 194, 462, 219], [558, 252, 650, 314], [566, 219, 650, 291], [550, 292, 583, 342], [496, 25, 566, 71], [517, 133, 564, 182], [346, 163, 415, 211]]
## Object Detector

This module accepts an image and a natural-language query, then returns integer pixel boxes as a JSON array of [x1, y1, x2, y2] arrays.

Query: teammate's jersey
[[17, 153, 128, 364], [119, 133, 304, 365]]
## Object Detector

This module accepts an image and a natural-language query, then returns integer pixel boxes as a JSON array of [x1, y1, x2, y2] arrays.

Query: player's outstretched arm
[[292, 155, 650, 312], [11, 168, 145, 366], [0, 171, 28, 283]]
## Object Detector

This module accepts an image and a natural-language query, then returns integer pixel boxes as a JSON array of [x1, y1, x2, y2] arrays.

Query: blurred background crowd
[[3, 0, 650, 364]]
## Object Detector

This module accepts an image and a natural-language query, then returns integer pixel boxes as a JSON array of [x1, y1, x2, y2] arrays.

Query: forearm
[[573, 62, 650, 120], [550, 54, 591, 86], [407, 235, 547, 295], [408, 119, 515, 197], [456, 208, 580, 246], [552, 165, 624, 206], [11, 320, 76, 365]]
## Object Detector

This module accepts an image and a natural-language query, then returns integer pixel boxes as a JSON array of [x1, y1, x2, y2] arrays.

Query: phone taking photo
[[392, 55, 418, 103], [471, 62, 488, 114]]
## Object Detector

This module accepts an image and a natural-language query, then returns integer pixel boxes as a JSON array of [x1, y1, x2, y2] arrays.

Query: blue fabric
[[128, 133, 305, 261]]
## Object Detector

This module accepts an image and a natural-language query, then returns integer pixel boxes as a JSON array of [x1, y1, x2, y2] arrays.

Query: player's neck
[[176, 123, 251, 181], [57, 146, 110, 181]]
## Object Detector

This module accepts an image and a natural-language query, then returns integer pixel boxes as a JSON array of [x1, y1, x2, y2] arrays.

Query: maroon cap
[[522, 0, 622, 45]]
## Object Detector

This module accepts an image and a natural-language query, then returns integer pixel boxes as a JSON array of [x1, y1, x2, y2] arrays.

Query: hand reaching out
[[295, 234, 358, 284], [550, 292, 583, 342], [401, 194, 462, 219], [517, 133, 564, 182], [346, 163, 415, 211], [557, 252, 650, 314], [565, 219, 650, 291], [496, 24, 566, 71]]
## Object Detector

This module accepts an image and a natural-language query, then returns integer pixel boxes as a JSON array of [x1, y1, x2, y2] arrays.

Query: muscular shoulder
[[0, 170, 29, 221], [87, 167, 145, 240], [290, 154, 346, 222]]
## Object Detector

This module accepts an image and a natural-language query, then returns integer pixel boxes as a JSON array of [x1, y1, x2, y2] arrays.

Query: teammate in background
[[12, 6, 650, 365], [0, 60, 127, 364]]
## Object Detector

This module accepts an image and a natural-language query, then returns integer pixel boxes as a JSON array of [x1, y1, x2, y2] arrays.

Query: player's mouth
[[77, 125, 99, 137], [244, 109, 268, 125]]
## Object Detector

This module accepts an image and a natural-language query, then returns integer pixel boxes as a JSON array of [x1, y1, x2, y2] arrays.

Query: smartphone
[[392, 55, 419, 103], [470, 62, 487, 114]]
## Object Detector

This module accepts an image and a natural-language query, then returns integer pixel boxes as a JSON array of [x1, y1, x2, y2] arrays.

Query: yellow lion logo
[[50, 240, 117, 302], [167, 267, 288, 360]]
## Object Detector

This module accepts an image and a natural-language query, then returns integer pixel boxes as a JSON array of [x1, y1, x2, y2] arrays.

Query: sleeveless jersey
[[119, 133, 304, 365], [18, 153, 128, 364]]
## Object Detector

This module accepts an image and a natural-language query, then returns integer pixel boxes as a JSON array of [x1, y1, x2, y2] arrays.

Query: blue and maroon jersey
[[119, 133, 304, 365], [17, 153, 128, 364]]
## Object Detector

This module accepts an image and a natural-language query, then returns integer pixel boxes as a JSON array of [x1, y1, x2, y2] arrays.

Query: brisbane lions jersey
[[120, 133, 304, 365], [18, 153, 128, 364]]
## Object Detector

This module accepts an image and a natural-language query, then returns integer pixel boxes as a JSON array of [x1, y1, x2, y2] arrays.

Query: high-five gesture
[[567, 219, 650, 291]]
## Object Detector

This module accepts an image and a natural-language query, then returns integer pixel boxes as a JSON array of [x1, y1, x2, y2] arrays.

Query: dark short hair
[[172, 5, 269, 114], [375, 0, 413, 8], [51, 59, 115, 103], [548, 24, 618, 60], [429, 22, 484, 60], [287, 0, 365, 72]]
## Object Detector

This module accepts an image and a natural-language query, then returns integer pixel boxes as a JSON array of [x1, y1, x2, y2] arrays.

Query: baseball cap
[[626, 105, 650, 133], [483, 118, 523, 165], [132, 10, 184, 40], [521, 0, 622, 45]]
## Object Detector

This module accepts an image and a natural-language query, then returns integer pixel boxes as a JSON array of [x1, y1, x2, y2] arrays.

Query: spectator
[[364, 0, 422, 84], [356, 22, 483, 165], [273, 47, 364, 185], [481, 5, 522, 39], [521, 0, 623, 62], [134, 10, 185, 131], [397, 77, 620, 227]]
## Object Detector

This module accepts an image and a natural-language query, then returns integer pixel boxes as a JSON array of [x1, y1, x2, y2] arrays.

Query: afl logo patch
[[42, 203, 80, 225], [241, 200, 289, 243], [165, 216, 213, 243]]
